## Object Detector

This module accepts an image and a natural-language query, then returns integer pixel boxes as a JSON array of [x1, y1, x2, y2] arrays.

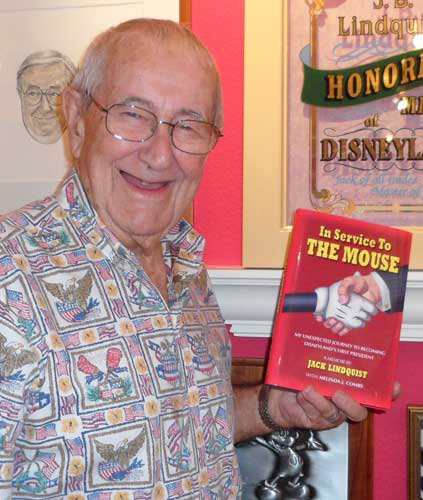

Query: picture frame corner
[[407, 404, 423, 500]]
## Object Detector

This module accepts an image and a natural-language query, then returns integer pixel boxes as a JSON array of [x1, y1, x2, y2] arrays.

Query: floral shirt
[[0, 171, 241, 499]]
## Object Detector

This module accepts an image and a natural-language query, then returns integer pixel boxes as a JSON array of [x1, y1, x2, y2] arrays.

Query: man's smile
[[119, 170, 170, 192]]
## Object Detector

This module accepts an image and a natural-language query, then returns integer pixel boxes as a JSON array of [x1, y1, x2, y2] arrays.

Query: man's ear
[[62, 87, 86, 159]]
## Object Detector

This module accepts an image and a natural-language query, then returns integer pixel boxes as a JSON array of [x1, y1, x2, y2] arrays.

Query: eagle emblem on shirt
[[0, 332, 38, 382], [94, 429, 146, 481], [43, 271, 99, 322]]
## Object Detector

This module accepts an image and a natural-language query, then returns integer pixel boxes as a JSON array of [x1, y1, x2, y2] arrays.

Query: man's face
[[69, 37, 218, 250], [19, 61, 71, 144]]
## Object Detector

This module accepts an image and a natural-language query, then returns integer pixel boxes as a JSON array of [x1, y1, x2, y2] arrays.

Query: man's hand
[[233, 382, 401, 443], [268, 385, 366, 430], [269, 382, 401, 431]]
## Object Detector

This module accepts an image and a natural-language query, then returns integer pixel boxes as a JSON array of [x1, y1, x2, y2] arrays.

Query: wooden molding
[[179, 0, 193, 223], [179, 0, 192, 29], [407, 406, 423, 500], [349, 412, 374, 500]]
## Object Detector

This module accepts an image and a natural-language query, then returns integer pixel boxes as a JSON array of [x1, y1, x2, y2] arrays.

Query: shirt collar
[[56, 169, 206, 275]]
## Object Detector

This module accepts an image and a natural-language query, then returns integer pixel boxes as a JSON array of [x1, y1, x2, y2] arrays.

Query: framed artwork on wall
[[408, 405, 423, 500], [287, 1, 423, 224], [0, 0, 190, 214], [243, 0, 423, 268]]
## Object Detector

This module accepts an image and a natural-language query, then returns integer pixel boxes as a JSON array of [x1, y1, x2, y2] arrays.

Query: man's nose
[[138, 122, 175, 168], [37, 93, 53, 111]]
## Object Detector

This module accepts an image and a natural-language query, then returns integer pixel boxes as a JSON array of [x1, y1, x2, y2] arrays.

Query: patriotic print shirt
[[0, 171, 241, 499]]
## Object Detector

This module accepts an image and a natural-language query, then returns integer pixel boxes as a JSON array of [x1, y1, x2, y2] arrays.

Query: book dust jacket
[[266, 209, 412, 410]]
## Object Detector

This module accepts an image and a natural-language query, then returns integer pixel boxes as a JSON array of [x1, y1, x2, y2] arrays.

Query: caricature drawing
[[16, 50, 76, 144]]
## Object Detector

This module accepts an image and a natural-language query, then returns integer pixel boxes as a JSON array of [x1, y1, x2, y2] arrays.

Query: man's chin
[[26, 125, 63, 144]]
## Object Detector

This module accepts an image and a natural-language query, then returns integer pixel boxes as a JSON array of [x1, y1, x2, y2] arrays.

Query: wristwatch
[[258, 384, 283, 432]]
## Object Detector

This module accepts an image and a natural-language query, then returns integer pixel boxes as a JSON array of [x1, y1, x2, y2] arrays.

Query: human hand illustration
[[337, 271, 384, 307]]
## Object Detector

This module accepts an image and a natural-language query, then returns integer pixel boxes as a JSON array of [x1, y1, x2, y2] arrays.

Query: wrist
[[370, 271, 391, 311], [314, 286, 329, 315], [258, 385, 283, 432]]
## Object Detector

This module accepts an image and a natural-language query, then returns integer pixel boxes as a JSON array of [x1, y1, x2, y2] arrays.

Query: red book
[[266, 209, 412, 410]]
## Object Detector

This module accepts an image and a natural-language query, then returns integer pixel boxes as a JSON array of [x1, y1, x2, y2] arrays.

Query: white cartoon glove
[[314, 281, 378, 329]]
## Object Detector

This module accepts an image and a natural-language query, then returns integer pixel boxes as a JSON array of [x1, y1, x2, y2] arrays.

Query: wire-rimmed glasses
[[21, 86, 63, 107], [89, 95, 223, 155]]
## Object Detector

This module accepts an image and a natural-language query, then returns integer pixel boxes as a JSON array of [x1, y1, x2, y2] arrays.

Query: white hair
[[17, 49, 76, 89], [72, 18, 223, 128]]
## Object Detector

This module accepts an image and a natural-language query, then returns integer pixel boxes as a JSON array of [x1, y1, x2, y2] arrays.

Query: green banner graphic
[[300, 45, 423, 107]]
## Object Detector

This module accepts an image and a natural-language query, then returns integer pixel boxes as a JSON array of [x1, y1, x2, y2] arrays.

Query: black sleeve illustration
[[282, 293, 318, 313]]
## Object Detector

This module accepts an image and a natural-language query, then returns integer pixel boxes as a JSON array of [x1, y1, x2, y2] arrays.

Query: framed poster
[[243, 1, 423, 268], [288, 0, 423, 224], [408, 405, 423, 500], [0, 0, 190, 214]]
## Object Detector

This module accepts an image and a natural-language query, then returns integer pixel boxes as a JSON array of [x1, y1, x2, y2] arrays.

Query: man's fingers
[[323, 318, 352, 335], [332, 390, 368, 422], [323, 318, 337, 328], [300, 386, 346, 425], [296, 390, 322, 421], [331, 320, 347, 334], [337, 326, 350, 336], [323, 318, 343, 330]]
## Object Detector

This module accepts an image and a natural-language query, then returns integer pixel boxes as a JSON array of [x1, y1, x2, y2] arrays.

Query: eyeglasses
[[21, 86, 63, 107], [89, 95, 223, 155]]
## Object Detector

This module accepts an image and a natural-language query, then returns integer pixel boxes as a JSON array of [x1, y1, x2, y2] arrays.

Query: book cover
[[266, 209, 412, 410]]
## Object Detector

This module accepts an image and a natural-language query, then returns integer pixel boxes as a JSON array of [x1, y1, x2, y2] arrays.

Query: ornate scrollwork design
[[305, 0, 325, 16]]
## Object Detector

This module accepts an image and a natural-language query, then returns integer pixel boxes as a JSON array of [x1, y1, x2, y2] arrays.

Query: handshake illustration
[[282, 269, 404, 336], [313, 279, 378, 330]]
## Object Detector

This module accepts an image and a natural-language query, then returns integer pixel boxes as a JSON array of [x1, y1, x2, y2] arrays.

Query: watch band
[[258, 384, 283, 432]]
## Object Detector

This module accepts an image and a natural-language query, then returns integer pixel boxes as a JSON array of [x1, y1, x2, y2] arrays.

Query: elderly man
[[0, 19, 392, 498]]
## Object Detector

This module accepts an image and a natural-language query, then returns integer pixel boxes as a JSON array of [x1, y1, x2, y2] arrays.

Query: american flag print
[[6, 289, 31, 320]]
